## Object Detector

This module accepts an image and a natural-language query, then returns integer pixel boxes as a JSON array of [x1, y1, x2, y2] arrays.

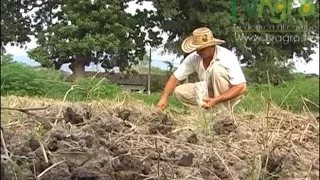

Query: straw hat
[[181, 27, 225, 53]]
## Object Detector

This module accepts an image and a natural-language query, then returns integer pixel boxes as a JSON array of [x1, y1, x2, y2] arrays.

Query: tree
[[1, 50, 14, 66], [26, 0, 162, 79], [138, 0, 319, 77], [1, 0, 64, 49], [1, 0, 32, 49]]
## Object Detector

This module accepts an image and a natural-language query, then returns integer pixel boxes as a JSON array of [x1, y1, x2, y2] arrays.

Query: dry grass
[[1, 95, 319, 180]]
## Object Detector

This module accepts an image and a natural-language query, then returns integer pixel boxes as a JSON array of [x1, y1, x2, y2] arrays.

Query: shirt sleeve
[[228, 54, 247, 85], [173, 54, 196, 81]]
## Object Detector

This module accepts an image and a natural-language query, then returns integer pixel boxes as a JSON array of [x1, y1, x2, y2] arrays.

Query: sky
[[4, 1, 319, 75]]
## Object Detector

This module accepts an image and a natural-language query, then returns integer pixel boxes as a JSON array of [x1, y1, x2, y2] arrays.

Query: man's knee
[[173, 83, 197, 104], [212, 64, 229, 79], [173, 84, 187, 99]]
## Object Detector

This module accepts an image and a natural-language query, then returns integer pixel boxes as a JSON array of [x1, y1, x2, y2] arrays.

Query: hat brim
[[181, 36, 226, 54]]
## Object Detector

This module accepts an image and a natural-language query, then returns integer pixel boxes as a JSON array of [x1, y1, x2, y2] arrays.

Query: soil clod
[[113, 155, 151, 175], [117, 109, 131, 120], [186, 133, 198, 144], [150, 112, 173, 125], [64, 107, 84, 124], [113, 171, 142, 180], [29, 138, 40, 151], [262, 155, 284, 178], [71, 167, 106, 180], [148, 124, 173, 135], [212, 119, 237, 135], [47, 139, 58, 151], [177, 153, 194, 167]]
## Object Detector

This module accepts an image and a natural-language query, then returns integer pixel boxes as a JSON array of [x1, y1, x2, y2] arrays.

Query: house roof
[[81, 72, 169, 86], [106, 74, 169, 86]]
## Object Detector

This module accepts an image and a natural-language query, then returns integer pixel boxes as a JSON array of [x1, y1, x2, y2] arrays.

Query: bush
[[1, 62, 122, 101], [1, 62, 64, 96], [242, 61, 296, 85]]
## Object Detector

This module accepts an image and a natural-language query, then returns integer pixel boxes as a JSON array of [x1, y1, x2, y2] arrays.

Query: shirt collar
[[210, 45, 219, 65]]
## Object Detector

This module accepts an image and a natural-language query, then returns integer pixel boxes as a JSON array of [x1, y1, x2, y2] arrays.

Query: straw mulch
[[1, 95, 319, 180]]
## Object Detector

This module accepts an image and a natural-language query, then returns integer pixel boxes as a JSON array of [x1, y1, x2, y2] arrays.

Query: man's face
[[197, 46, 214, 60]]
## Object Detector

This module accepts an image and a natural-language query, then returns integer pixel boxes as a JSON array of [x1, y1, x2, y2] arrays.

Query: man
[[157, 27, 247, 112]]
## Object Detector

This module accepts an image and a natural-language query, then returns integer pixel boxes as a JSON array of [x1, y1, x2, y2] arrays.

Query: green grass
[[1, 62, 319, 113], [236, 77, 319, 112]]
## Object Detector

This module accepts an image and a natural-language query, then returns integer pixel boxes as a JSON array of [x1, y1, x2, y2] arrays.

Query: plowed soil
[[1, 96, 319, 180]]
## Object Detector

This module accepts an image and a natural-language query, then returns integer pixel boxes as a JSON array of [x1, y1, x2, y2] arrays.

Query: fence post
[[148, 47, 151, 95]]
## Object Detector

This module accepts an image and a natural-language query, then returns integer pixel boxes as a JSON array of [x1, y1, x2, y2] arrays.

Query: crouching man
[[156, 27, 247, 113]]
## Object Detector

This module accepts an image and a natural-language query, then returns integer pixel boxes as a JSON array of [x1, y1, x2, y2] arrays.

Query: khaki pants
[[173, 63, 242, 113]]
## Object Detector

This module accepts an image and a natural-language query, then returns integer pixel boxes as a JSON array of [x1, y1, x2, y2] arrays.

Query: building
[[78, 72, 169, 93]]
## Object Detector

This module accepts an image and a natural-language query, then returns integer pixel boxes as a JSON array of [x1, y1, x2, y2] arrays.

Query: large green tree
[[1, 0, 63, 49], [26, 0, 162, 79], [139, 0, 319, 82]]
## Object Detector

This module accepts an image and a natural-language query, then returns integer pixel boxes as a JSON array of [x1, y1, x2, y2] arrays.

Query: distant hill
[[13, 56, 40, 66]]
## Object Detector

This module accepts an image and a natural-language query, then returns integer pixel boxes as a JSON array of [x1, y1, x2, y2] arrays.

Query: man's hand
[[156, 75, 179, 112], [157, 97, 168, 112], [202, 97, 218, 109]]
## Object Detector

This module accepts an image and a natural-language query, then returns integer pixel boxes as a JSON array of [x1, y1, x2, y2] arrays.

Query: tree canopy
[[136, 0, 319, 84], [24, 0, 162, 78], [1, 0, 65, 49], [141, 0, 318, 63], [2, 0, 319, 82]]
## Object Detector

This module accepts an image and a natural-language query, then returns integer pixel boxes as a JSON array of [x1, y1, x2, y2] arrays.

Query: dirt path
[[1, 96, 319, 180]]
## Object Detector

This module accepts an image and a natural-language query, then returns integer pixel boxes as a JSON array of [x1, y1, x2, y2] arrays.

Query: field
[[1, 62, 319, 180]]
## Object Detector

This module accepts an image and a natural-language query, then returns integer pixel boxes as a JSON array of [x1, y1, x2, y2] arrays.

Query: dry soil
[[1, 96, 319, 180]]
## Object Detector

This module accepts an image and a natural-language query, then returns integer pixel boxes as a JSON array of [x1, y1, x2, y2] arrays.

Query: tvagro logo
[[231, 0, 316, 23]]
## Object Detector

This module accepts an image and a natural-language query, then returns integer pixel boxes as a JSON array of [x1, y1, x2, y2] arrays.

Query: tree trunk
[[71, 53, 88, 79], [53, 61, 62, 70]]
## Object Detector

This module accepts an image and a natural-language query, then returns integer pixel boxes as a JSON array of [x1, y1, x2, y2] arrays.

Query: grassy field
[[1, 62, 319, 113]]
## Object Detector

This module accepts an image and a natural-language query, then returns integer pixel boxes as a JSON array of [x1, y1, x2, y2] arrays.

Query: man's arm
[[157, 53, 196, 111], [160, 53, 196, 99], [215, 83, 247, 103], [211, 52, 247, 104], [160, 75, 180, 99]]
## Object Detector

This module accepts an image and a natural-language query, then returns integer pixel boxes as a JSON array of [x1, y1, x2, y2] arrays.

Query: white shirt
[[173, 45, 246, 85]]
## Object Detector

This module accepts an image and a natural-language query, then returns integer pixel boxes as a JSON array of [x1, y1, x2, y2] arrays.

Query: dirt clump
[[71, 167, 112, 180], [39, 162, 71, 180], [177, 153, 194, 167], [235, 125, 253, 139], [200, 156, 231, 179], [212, 118, 237, 135], [148, 112, 175, 135], [63, 107, 85, 124], [29, 137, 40, 151], [186, 133, 198, 144], [113, 155, 151, 174], [148, 124, 173, 135], [117, 109, 131, 121]]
